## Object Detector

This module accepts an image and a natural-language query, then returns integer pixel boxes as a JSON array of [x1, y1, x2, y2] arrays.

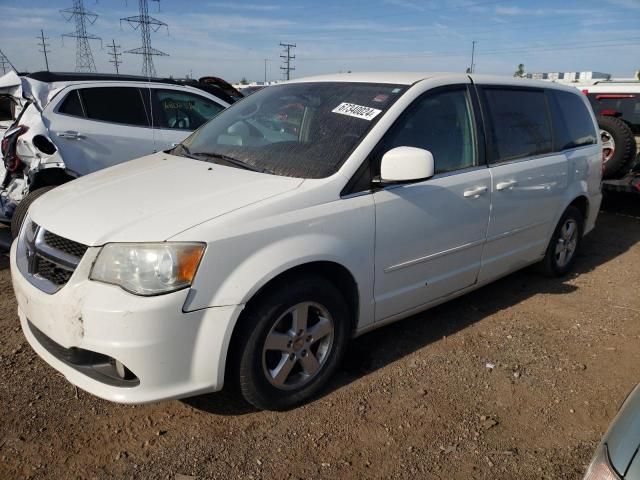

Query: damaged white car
[[0, 71, 230, 236]]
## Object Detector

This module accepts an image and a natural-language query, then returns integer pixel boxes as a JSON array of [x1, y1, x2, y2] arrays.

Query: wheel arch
[[29, 167, 74, 191], [568, 195, 589, 225], [222, 259, 361, 389]]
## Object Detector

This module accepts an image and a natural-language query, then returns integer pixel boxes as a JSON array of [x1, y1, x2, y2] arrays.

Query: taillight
[[581, 89, 589, 95], [2, 124, 29, 172]]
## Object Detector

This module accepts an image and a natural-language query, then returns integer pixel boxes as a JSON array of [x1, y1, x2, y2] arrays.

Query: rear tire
[[599, 116, 637, 180], [230, 275, 351, 411], [539, 206, 584, 277], [10, 186, 55, 238]]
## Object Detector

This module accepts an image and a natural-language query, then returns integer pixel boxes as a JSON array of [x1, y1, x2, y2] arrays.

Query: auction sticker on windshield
[[332, 103, 382, 121]]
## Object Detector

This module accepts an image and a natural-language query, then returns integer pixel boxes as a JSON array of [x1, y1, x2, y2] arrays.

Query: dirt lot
[[1, 194, 639, 480]]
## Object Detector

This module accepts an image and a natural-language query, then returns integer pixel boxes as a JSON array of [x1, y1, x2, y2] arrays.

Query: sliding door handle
[[496, 180, 518, 191], [463, 186, 488, 198]]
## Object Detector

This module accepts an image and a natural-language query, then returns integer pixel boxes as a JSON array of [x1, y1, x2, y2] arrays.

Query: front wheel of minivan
[[231, 275, 351, 411], [539, 206, 584, 277]]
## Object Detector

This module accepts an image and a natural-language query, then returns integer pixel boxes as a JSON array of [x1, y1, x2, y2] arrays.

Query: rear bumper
[[11, 241, 244, 404]]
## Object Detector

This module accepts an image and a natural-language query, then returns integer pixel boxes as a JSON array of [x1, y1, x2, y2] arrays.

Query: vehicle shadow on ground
[[186, 196, 640, 416]]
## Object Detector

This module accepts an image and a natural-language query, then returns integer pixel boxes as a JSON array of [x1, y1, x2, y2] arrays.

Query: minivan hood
[[29, 152, 304, 246]]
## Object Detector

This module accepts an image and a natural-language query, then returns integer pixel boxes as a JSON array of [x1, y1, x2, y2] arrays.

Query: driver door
[[373, 85, 491, 321]]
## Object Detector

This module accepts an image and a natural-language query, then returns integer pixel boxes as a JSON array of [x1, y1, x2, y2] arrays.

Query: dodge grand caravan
[[11, 73, 602, 410]]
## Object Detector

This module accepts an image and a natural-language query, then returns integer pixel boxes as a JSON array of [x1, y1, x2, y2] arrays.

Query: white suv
[[11, 73, 602, 410], [1, 72, 230, 235]]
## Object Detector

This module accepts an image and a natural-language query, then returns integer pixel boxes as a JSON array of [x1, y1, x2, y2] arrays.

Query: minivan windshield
[[178, 82, 407, 178]]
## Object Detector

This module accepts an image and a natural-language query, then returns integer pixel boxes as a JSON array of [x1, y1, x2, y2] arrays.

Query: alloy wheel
[[261, 302, 335, 390], [555, 218, 578, 268]]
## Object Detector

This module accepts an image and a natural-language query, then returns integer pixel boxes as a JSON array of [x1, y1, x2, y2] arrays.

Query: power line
[[37, 29, 51, 72], [107, 39, 123, 74], [121, 0, 169, 78], [61, 0, 101, 73], [279, 42, 296, 81]]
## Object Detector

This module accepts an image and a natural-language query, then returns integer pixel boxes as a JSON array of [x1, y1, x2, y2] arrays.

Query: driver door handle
[[496, 180, 518, 191], [463, 186, 488, 198], [57, 131, 85, 140]]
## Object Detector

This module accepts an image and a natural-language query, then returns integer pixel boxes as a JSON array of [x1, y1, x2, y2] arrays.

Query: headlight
[[90, 243, 205, 296], [583, 444, 621, 480]]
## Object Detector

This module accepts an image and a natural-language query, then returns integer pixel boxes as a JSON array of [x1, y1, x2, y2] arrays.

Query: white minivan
[[11, 73, 602, 410]]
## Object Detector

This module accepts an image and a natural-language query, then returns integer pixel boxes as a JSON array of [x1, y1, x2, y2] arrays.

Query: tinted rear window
[[587, 93, 640, 134], [58, 90, 84, 117], [483, 88, 552, 163], [549, 90, 597, 150], [80, 87, 148, 126]]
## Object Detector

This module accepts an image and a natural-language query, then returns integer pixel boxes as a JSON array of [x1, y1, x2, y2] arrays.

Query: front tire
[[10, 186, 55, 238], [231, 275, 351, 411], [540, 206, 584, 277]]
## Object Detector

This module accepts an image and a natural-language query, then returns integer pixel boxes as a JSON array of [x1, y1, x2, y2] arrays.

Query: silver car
[[584, 383, 640, 479]]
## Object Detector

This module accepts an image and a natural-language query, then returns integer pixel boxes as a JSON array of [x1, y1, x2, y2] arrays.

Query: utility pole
[[37, 29, 51, 71], [121, 0, 169, 78], [469, 40, 477, 74], [0, 49, 16, 74], [107, 39, 122, 74], [60, 0, 101, 73], [264, 58, 267, 84], [279, 42, 296, 81]]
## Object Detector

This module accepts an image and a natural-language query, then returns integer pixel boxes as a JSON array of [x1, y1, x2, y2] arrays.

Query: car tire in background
[[10, 186, 55, 238], [539, 206, 584, 277], [599, 115, 637, 180], [230, 275, 351, 411]]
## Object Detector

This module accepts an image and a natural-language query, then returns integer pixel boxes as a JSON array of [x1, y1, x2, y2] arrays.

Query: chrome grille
[[35, 256, 74, 286], [17, 220, 88, 294], [43, 230, 88, 258]]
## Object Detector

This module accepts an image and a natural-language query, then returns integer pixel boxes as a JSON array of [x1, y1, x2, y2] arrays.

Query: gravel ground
[[1, 194, 639, 479]]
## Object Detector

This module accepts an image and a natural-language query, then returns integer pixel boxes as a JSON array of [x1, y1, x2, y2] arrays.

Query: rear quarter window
[[58, 90, 84, 117], [482, 87, 553, 163], [79, 87, 149, 127], [548, 89, 597, 150]]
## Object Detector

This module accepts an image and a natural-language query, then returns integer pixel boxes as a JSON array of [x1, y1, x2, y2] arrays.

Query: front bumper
[[10, 241, 244, 404]]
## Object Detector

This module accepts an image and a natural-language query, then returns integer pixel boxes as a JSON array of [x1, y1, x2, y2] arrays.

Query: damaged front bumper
[[10, 240, 244, 404]]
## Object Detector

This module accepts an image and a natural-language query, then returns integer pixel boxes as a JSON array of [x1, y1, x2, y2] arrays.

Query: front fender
[[180, 194, 376, 329]]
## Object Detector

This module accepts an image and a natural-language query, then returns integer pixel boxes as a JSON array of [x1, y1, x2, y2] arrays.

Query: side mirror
[[378, 146, 435, 184]]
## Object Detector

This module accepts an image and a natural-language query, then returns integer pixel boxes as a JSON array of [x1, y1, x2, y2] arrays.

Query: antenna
[[61, 0, 101, 73], [121, 0, 169, 78], [279, 42, 296, 81], [469, 40, 477, 74], [107, 39, 123, 74], [37, 29, 52, 71]]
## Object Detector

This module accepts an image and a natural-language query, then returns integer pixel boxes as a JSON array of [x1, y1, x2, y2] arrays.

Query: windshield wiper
[[190, 151, 273, 174]]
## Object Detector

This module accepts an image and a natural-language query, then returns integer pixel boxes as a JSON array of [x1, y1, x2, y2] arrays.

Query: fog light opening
[[111, 359, 135, 381]]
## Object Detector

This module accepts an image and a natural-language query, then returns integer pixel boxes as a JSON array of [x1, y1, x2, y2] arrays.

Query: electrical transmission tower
[[0, 49, 14, 75], [279, 42, 296, 81], [61, 0, 101, 73], [121, 0, 169, 78], [107, 39, 123, 74], [37, 29, 51, 71]]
